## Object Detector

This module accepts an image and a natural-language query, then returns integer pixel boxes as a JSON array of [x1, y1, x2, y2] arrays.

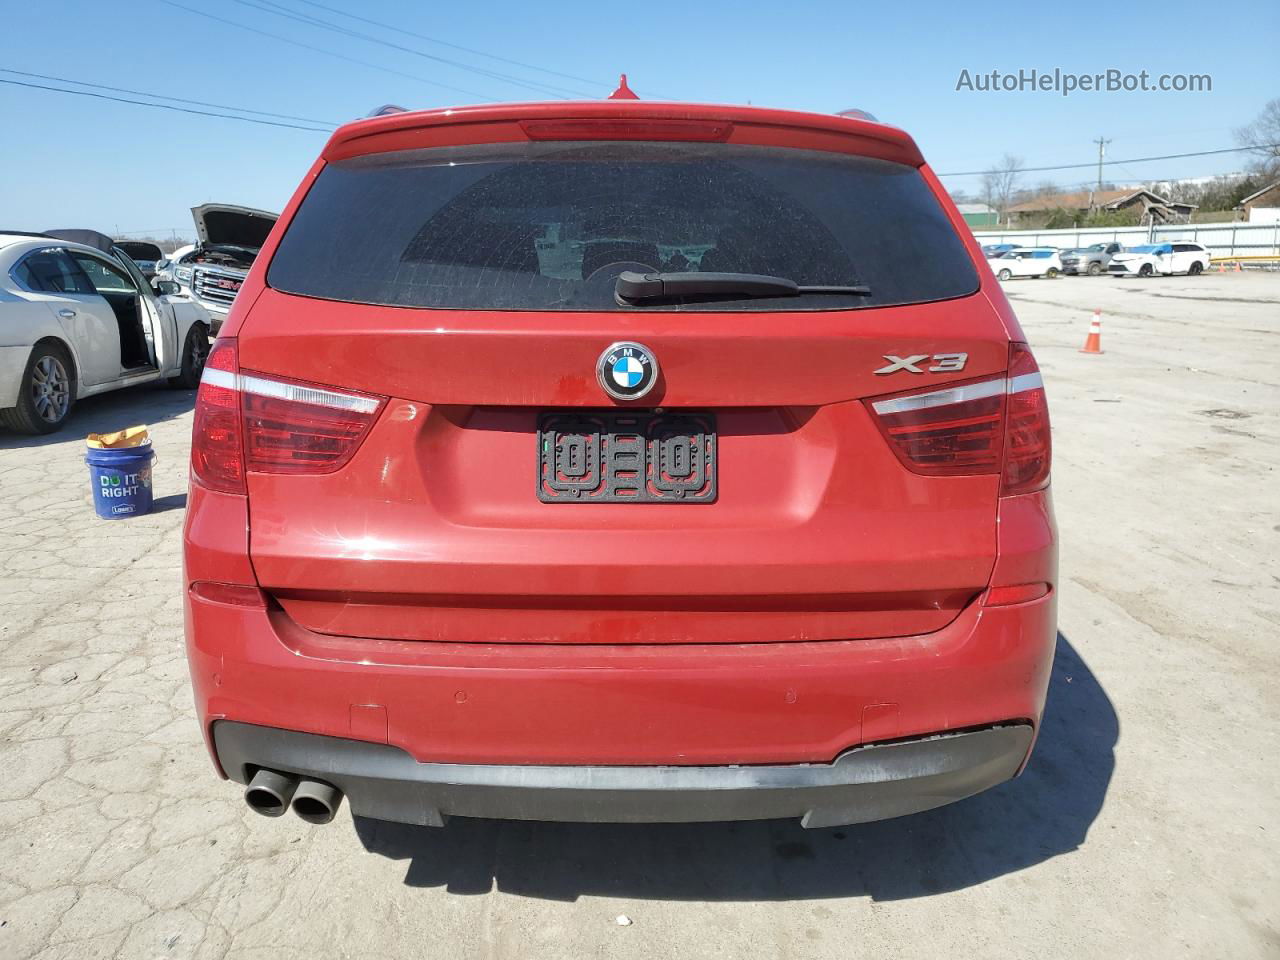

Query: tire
[[997, 268, 1012, 281], [0, 342, 76, 435], [1188, 261, 1203, 276], [1087, 261, 1103, 276], [1138, 263, 1154, 278], [1045, 267, 1059, 279], [168, 323, 210, 389]]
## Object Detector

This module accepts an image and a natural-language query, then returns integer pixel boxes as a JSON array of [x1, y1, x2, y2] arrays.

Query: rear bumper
[[213, 720, 1034, 828], [187, 590, 1056, 767], [184, 484, 1057, 795]]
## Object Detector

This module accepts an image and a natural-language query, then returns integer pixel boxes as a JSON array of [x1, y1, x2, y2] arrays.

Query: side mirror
[[153, 279, 182, 296]]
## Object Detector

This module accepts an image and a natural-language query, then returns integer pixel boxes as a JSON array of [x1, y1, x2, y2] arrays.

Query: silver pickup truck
[[1060, 242, 1124, 276], [161, 204, 278, 335]]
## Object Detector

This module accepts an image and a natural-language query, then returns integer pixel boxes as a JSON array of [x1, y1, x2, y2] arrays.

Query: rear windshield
[[267, 141, 979, 312]]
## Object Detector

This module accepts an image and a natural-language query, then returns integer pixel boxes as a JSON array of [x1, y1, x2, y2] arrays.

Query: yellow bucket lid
[[86, 425, 150, 449]]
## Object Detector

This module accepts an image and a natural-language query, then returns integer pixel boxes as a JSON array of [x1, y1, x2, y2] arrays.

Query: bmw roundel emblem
[[597, 341, 659, 401]]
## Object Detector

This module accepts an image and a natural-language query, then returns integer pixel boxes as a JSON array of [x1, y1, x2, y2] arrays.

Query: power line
[[0, 68, 338, 126], [158, 1, 503, 103], [228, 0, 581, 100], [287, 0, 606, 93], [937, 144, 1278, 177], [0, 77, 331, 132], [243, 0, 584, 99]]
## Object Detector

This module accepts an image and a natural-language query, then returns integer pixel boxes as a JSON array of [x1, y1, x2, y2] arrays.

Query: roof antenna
[[609, 74, 640, 100]]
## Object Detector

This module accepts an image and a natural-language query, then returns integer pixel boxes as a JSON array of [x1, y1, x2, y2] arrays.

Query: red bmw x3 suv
[[183, 98, 1056, 830]]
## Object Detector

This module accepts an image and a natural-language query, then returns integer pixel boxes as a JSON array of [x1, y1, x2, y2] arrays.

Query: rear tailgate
[[241, 291, 1007, 644], [236, 109, 1007, 645]]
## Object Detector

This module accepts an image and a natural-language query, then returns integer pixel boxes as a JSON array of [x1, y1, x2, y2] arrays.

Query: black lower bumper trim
[[212, 722, 1034, 829]]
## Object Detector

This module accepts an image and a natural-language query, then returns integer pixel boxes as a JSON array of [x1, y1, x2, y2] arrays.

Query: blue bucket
[[85, 442, 156, 519]]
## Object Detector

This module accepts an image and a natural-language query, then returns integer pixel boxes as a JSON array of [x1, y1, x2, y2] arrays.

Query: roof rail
[[366, 104, 409, 118], [836, 108, 879, 122]]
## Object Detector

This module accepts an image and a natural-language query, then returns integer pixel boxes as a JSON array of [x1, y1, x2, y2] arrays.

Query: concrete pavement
[[1, 272, 1277, 959]]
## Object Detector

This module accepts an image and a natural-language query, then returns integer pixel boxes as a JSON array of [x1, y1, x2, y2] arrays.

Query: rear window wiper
[[616, 271, 871, 305]]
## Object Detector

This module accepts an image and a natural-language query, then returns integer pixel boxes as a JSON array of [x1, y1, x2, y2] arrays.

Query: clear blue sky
[[1, 0, 1276, 239]]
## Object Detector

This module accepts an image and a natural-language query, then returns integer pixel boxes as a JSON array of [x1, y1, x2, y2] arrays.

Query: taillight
[[192, 339, 245, 494], [866, 342, 1051, 495], [239, 371, 385, 472], [1001, 342, 1051, 495], [867, 378, 1006, 476], [190, 338, 386, 491]]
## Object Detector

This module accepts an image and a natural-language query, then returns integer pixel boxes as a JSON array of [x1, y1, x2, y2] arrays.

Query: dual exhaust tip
[[245, 769, 343, 825]]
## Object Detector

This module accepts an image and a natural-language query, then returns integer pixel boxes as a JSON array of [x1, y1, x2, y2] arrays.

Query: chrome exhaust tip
[[291, 778, 344, 825], [244, 769, 298, 818]]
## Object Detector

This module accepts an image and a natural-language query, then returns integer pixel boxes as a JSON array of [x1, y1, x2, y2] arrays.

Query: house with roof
[[1006, 188, 1196, 226], [956, 202, 998, 228], [1235, 181, 1280, 223]]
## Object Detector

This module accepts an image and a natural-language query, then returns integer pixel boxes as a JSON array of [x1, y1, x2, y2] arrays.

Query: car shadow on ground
[[150, 492, 188, 513], [0, 382, 196, 450], [353, 632, 1117, 902]]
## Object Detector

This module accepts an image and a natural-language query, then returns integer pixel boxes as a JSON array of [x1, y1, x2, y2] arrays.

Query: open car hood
[[191, 204, 278, 249], [116, 241, 163, 262]]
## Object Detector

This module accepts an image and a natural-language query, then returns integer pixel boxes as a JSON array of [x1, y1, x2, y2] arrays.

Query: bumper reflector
[[191, 581, 266, 608], [984, 582, 1050, 606]]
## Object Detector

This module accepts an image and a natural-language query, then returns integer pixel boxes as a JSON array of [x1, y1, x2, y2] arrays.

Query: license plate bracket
[[537, 410, 717, 503]]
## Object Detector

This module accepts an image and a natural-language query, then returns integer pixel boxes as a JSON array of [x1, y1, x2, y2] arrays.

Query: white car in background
[[1107, 242, 1211, 278], [155, 243, 196, 287], [0, 230, 213, 434], [991, 247, 1062, 280]]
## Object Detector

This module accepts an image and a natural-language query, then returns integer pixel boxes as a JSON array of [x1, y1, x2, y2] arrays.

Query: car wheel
[[0, 342, 76, 435], [1138, 264, 1153, 278], [1087, 261, 1103, 276], [168, 323, 210, 389], [1188, 261, 1203, 276], [1046, 267, 1060, 279], [997, 268, 1012, 281]]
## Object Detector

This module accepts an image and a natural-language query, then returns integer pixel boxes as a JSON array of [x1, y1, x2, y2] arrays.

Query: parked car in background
[[183, 204, 278, 335], [1107, 242, 1211, 277], [0, 230, 212, 433], [1060, 242, 1123, 276], [184, 99, 1056, 832], [155, 243, 196, 287], [982, 243, 1017, 259], [992, 247, 1062, 280], [114, 240, 164, 280]]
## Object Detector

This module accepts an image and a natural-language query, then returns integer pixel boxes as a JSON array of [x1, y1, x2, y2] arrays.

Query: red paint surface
[[185, 100, 1056, 771]]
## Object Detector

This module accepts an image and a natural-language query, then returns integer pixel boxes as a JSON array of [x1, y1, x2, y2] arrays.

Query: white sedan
[[991, 247, 1063, 280], [0, 231, 213, 434]]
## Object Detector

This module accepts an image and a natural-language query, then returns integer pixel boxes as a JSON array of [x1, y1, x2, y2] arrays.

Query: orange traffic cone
[[1234, 261, 1243, 272], [1216, 262, 1227, 273], [1080, 310, 1104, 354]]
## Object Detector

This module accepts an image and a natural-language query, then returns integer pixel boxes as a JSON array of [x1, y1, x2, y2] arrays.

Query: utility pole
[[1093, 136, 1111, 193]]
